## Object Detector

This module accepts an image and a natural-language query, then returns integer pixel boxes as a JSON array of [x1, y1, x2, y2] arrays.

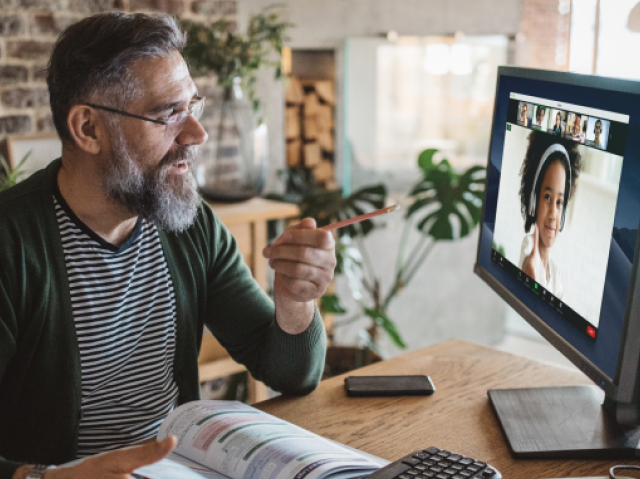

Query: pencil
[[321, 204, 401, 231]]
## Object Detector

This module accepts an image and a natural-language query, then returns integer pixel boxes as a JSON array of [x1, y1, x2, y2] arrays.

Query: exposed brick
[[0, 65, 28, 86], [31, 14, 76, 35], [192, 0, 236, 15], [18, 0, 65, 10], [130, 0, 185, 13], [68, 0, 123, 13], [7, 40, 54, 60], [32, 64, 47, 82], [37, 112, 54, 132], [0, 14, 27, 36], [2, 88, 49, 108], [0, 115, 31, 135]]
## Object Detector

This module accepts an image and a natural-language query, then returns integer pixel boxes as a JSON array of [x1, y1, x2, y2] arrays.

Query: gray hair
[[46, 12, 186, 144]]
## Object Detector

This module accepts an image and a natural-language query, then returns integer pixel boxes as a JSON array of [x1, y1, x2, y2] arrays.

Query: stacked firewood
[[284, 77, 335, 188]]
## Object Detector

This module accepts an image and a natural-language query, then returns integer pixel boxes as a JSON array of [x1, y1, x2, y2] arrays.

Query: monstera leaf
[[299, 184, 387, 238], [363, 307, 407, 349], [407, 149, 485, 240]]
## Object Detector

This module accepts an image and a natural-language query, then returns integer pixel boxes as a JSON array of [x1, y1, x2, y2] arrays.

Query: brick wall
[[0, 0, 237, 152], [517, 0, 571, 70]]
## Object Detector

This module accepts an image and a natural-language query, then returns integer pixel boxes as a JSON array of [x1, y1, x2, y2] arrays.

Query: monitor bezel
[[474, 66, 640, 404]]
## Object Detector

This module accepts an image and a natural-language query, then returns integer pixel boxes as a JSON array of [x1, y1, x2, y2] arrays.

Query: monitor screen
[[476, 68, 640, 390]]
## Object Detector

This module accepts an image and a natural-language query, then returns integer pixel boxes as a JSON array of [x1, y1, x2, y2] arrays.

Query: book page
[[157, 400, 381, 479]]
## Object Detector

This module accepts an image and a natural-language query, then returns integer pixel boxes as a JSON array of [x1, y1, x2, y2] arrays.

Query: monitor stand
[[488, 385, 640, 458]]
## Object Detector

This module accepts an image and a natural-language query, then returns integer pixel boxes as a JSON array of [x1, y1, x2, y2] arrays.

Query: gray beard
[[101, 124, 201, 233]]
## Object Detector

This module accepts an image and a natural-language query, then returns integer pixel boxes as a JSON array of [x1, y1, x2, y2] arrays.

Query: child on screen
[[518, 131, 582, 299]]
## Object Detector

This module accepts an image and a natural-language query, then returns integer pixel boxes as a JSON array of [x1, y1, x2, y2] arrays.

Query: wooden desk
[[198, 198, 300, 404], [256, 339, 639, 479]]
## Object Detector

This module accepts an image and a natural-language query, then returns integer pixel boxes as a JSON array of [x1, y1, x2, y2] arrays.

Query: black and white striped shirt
[[53, 192, 180, 457]]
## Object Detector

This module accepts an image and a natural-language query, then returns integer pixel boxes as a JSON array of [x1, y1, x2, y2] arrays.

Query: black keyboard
[[366, 446, 501, 479]]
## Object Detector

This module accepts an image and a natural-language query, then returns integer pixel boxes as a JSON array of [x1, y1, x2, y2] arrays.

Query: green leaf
[[408, 148, 485, 241], [363, 307, 407, 349], [417, 148, 438, 173], [0, 151, 31, 192], [320, 294, 347, 314]]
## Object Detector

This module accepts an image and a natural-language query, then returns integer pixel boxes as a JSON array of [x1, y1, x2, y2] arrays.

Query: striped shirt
[[53, 191, 179, 457]]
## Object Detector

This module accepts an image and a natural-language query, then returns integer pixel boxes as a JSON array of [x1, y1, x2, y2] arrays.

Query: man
[[0, 12, 334, 479]]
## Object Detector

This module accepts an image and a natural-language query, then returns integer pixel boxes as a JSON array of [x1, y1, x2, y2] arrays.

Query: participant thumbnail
[[493, 125, 623, 330], [517, 101, 533, 127], [532, 105, 549, 131], [565, 113, 588, 143], [585, 117, 610, 150], [547, 109, 566, 136]]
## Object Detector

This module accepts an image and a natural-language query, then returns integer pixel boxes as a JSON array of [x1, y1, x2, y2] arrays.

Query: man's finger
[[101, 436, 177, 473]]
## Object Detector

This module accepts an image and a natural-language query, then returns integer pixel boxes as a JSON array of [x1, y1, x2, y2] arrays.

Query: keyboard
[[366, 446, 501, 479]]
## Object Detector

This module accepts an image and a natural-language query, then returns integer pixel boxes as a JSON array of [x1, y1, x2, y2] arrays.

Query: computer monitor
[[474, 66, 640, 458]]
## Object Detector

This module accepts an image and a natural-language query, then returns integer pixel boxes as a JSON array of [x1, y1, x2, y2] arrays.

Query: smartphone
[[344, 375, 435, 397]]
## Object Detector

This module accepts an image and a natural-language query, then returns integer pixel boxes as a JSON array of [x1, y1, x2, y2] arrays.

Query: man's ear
[[67, 105, 102, 155]]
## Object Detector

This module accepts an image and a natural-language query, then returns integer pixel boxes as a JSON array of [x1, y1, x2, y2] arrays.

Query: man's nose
[[176, 115, 208, 147]]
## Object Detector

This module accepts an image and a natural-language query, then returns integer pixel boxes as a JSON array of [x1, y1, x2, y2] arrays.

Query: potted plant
[[293, 149, 485, 376], [181, 8, 293, 202]]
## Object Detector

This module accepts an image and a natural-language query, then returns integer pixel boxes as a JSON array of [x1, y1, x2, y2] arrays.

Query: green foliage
[[181, 6, 293, 106], [299, 184, 386, 238], [320, 294, 347, 315], [0, 152, 30, 192], [408, 149, 485, 240], [363, 307, 407, 349]]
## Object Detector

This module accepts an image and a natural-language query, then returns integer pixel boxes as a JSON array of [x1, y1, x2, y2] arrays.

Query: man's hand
[[263, 218, 336, 334], [522, 224, 539, 280], [18, 436, 176, 479]]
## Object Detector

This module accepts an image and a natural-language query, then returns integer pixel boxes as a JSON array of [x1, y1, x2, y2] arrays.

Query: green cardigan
[[0, 159, 326, 479]]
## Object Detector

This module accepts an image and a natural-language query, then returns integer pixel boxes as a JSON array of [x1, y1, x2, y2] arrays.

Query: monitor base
[[488, 385, 640, 458]]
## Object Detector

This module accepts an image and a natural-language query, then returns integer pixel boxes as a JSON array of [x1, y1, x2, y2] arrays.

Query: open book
[[133, 400, 385, 479]]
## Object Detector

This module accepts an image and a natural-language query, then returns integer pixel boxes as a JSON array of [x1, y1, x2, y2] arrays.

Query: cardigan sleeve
[[201, 207, 327, 395]]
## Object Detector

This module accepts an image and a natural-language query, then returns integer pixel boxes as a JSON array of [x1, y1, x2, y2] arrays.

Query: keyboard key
[[398, 475, 412, 479], [459, 458, 473, 466], [435, 474, 448, 479], [483, 468, 496, 477], [424, 447, 440, 455], [451, 464, 464, 470], [414, 465, 427, 471], [429, 466, 442, 473], [423, 460, 436, 467], [413, 453, 429, 460], [452, 476, 465, 479], [415, 475, 427, 479], [423, 472, 435, 478], [437, 451, 451, 458], [438, 461, 451, 468], [444, 469, 456, 475], [459, 471, 473, 477], [472, 462, 485, 469], [467, 466, 480, 473], [403, 457, 422, 466], [407, 469, 420, 475], [448, 454, 462, 462]]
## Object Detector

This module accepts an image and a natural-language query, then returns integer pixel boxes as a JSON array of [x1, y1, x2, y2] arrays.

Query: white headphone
[[528, 143, 572, 232]]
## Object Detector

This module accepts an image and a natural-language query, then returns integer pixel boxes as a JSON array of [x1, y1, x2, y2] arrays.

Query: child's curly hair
[[519, 131, 582, 233]]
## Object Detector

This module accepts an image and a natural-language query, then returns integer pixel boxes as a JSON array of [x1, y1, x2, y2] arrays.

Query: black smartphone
[[344, 375, 435, 397]]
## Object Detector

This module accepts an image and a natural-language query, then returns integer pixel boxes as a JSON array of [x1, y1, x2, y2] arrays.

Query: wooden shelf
[[199, 198, 300, 404]]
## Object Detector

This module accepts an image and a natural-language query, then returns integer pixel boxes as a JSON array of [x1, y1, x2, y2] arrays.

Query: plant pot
[[323, 346, 383, 380], [195, 79, 267, 203]]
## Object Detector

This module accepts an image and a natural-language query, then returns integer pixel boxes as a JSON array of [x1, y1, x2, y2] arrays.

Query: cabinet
[[198, 198, 300, 404]]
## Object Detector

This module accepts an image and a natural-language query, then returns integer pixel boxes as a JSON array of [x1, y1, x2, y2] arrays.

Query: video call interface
[[491, 93, 629, 342]]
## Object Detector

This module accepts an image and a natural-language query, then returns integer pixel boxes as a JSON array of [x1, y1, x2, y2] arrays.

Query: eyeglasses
[[610, 465, 640, 478], [85, 96, 206, 135]]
